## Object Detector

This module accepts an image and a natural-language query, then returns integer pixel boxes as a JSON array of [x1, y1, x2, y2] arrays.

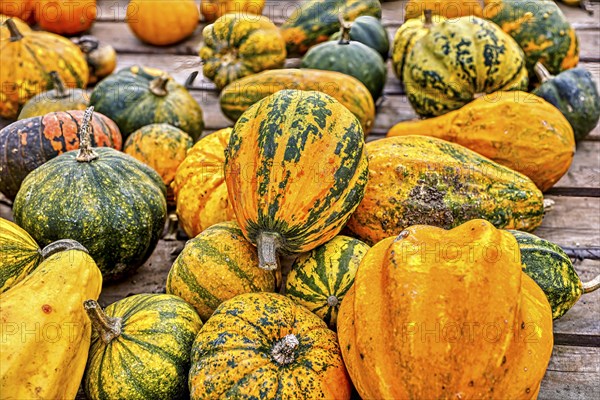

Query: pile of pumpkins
[[1, 0, 600, 399]]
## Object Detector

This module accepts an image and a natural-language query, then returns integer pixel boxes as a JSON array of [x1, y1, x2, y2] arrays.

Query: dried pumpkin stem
[[271, 334, 299, 365], [149, 74, 169, 96], [76, 106, 99, 162], [582, 275, 600, 294], [423, 9, 433, 27], [4, 19, 23, 42], [49, 71, 68, 99], [185, 71, 199, 89], [73, 35, 100, 53], [337, 13, 352, 44], [41, 239, 88, 259], [533, 62, 553, 83], [257, 232, 281, 271], [84, 300, 122, 344], [327, 295, 339, 307]]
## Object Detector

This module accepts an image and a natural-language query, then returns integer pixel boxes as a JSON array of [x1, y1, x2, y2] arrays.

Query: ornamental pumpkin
[[404, 0, 482, 19], [36, 0, 96, 35], [346, 135, 544, 245], [286, 235, 369, 328], [166, 221, 279, 321], [126, 0, 199, 46], [387, 91, 575, 192], [338, 219, 553, 399], [189, 292, 352, 399], [0, 19, 88, 119], [199, 13, 286, 90], [0, 14, 30, 36], [72, 36, 117, 85], [90, 66, 204, 140], [0, 1, 34, 23], [83, 294, 203, 400], [13, 107, 167, 281], [200, 0, 265, 23], [224, 90, 368, 270], [330, 15, 390, 60]]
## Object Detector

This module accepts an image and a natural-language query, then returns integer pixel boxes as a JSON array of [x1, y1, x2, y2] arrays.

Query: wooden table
[[1, 1, 598, 398]]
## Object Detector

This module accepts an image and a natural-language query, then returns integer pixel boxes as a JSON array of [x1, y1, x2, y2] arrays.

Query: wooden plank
[[537, 196, 600, 247]]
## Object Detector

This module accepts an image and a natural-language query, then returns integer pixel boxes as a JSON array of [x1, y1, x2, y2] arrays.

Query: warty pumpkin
[[36, 0, 96, 35], [224, 90, 368, 270], [72, 35, 117, 85], [404, 0, 482, 19], [329, 15, 390, 60], [188, 292, 352, 399], [200, 0, 265, 23]]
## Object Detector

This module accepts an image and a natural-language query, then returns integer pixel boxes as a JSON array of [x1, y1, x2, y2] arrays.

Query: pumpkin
[[0, 19, 88, 119], [126, 0, 199, 46], [387, 91, 575, 192], [0, 243, 102, 399], [0, 1, 34, 23], [36, 0, 96, 35], [280, 0, 382, 56], [338, 219, 553, 399], [219, 69, 375, 135], [166, 221, 279, 321], [72, 36, 117, 85], [12, 107, 167, 281], [533, 63, 600, 142], [0, 109, 121, 200], [200, 0, 265, 23], [199, 13, 286, 90], [171, 128, 235, 238], [0, 14, 30, 35], [286, 235, 369, 328], [330, 15, 390, 60], [224, 90, 368, 270], [346, 135, 544, 245], [90, 66, 204, 140], [189, 292, 352, 399], [404, 0, 482, 19]]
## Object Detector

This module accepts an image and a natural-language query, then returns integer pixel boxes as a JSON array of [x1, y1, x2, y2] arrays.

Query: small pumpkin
[[286, 235, 369, 328], [36, 0, 96, 35], [330, 15, 390, 60], [404, 0, 482, 19], [199, 13, 286, 90], [188, 292, 352, 399], [72, 36, 117, 85], [200, 0, 265, 23], [84, 294, 203, 400], [0, 1, 35, 23]]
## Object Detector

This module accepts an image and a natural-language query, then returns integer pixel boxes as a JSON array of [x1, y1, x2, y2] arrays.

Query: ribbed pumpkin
[[338, 219, 553, 399], [199, 13, 286, 90], [166, 221, 279, 321], [0, 19, 88, 119], [200, 0, 265, 23], [346, 135, 544, 245], [36, 0, 96, 35], [286, 235, 369, 328], [0, 2, 34, 23], [90, 66, 204, 140], [330, 15, 390, 59], [12, 107, 167, 281], [189, 292, 352, 399], [0, 109, 121, 200], [84, 294, 203, 400], [387, 91, 575, 192], [404, 0, 482, 18], [72, 36, 117, 85], [171, 128, 235, 238], [219, 69, 375, 135], [224, 90, 368, 270]]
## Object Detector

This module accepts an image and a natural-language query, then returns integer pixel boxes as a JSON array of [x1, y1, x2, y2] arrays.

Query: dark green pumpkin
[[330, 16, 389, 60]]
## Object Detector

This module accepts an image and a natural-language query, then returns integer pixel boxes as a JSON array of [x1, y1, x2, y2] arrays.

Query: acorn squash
[[72, 36, 117, 85], [330, 15, 389, 60]]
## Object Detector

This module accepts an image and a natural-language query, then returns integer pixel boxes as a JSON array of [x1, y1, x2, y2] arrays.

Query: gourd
[[387, 91, 575, 192], [224, 90, 368, 270], [346, 135, 544, 245], [171, 128, 235, 238], [338, 219, 553, 399], [0, 14, 30, 35], [72, 36, 117, 85], [286, 235, 369, 328], [0, 109, 121, 200], [404, 0, 482, 19], [36, 0, 96, 35], [83, 294, 203, 400], [200, 0, 265, 23], [330, 15, 389, 60], [199, 13, 286, 90], [0, 243, 102, 399], [13, 107, 167, 281], [219, 69, 375, 135], [188, 292, 352, 399], [0, 1, 34, 23], [166, 221, 279, 321]]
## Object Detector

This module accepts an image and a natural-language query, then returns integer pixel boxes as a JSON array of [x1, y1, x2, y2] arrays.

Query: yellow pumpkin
[[200, 0, 265, 23]]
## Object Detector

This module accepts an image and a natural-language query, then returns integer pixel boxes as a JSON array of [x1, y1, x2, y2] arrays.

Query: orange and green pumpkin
[[330, 15, 390, 60], [71, 36, 117, 85]]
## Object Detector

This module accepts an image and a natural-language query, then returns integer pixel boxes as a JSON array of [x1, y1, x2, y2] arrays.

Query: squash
[[172, 128, 235, 238], [0, 1, 34, 23], [286, 235, 369, 328], [346, 135, 544, 245], [404, 0, 482, 19], [330, 15, 390, 60], [533, 63, 600, 142], [166, 221, 279, 321], [126, 0, 199, 46], [224, 90, 368, 270], [338, 219, 553, 399], [0, 19, 88, 119], [387, 91, 575, 192], [280, 0, 382, 56], [90, 66, 204, 140], [13, 107, 167, 281], [0, 243, 102, 399], [36, 0, 96, 35], [219, 69, 375, 135], [189, 292, 352, 399], [83, 294, 203, 400], [72, 35, 117, 85], [199, 13, 286, 90], [0, 14, 30, 36], [200, 0, 265, 23], [0, 109, 121, 200]]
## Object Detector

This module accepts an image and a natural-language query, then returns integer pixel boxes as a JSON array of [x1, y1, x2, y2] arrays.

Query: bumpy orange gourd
[[404, 0, 482, 19], [200, 0, 265, 23], [338, 219, 553, 399], [36, 0, 96, 35]]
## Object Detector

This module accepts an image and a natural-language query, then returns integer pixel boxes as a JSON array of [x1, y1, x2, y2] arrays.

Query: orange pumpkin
[[200, 0, 265, 23], [0, 0, 35, 23], [36, 0, 96, 35]]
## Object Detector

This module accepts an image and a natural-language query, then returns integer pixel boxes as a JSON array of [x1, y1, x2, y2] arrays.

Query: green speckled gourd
[[330, 16, 389, 59]]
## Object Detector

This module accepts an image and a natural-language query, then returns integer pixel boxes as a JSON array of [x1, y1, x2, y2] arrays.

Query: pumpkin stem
[[41, 239, 88, 259], [149, 74, 169, 97], [49, 71, 68, 99], [257, 232, 281, 270], [271, 334, 299, 365], [582, 275, 600, 294], [185, 71, 198, 89], [533, 62, 553, 83], [76, 106, 99, 163], [4, 19, 23, 42], [580, 0, 594, 15], [72, 35, 100, 53], [84, 300, 123, 344], [327, 295, 339, 307], [163, 213, 179, 241], [423, 9, 433, 27], [337, 13, 352, 44]]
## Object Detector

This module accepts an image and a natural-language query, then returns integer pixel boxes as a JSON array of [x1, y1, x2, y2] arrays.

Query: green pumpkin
[[330, 16, 389, 60], [84, 294, 203, 400]]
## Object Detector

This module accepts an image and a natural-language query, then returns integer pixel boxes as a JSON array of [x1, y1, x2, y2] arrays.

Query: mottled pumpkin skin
[[0, 217, 41, 294], [201, 0, 265, 23], [286, 235, 369, 328], [18, 88, 89, 120], [37, 0, 96, 35], [220, 69, 375, 135], [387, 91, 575, 192], [0, 110, 122, 200], [338, 220, 553, 399], [172, 128, 235, 238], [330, 16, 390, 59], [346, 136, 544, 245], [404, 0, 482, 19], [189, 292, 352, 399], [199, 13, 286, 90], [84, 294, 203, 400]]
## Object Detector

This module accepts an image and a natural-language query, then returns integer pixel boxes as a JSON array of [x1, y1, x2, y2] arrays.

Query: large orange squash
[[36, 0, 96, 35]]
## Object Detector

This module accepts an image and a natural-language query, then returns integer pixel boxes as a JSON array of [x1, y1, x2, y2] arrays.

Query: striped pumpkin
[[0, 218, 41, 294]]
